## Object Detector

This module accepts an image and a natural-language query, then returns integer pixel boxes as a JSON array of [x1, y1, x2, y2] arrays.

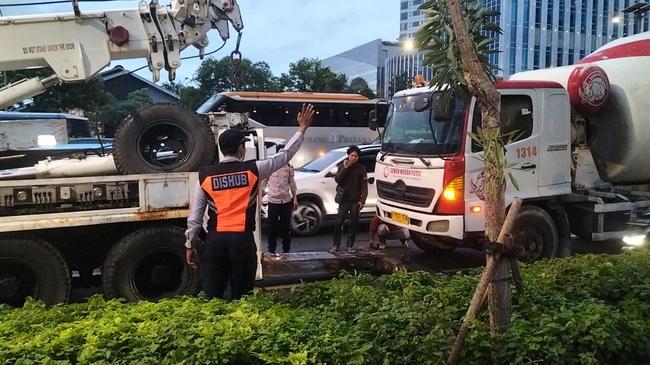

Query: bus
[[197, 92, 387, 165]]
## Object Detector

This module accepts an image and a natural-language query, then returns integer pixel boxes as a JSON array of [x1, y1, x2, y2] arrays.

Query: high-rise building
[[321, 39, 402, 97], [397, 0, 648, 77], [399, 0, 426, 40]]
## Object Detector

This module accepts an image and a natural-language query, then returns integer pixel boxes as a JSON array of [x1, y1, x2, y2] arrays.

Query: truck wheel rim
[[517, 230, 544, 262], [137, 122, 192, 169], [131, 251, 183, 300], [0, 259, 37, 307]]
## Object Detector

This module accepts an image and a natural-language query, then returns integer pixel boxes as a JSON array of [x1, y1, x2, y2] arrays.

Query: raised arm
[[257, 104, 314, 180]]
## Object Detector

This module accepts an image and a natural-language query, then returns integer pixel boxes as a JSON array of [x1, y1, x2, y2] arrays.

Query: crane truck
[[0, 0, 247, 307], [372, 31, 650, 262]]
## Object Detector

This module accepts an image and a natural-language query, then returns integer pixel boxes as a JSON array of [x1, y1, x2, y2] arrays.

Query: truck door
[[359, 149, 379, 214], [465, 91, 539, 233]]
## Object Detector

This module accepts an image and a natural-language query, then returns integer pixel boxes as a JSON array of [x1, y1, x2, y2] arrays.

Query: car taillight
[[435, 156, 465, 215]]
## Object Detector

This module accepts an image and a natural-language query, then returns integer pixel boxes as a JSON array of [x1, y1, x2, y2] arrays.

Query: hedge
[[2, 251, 650, 364]]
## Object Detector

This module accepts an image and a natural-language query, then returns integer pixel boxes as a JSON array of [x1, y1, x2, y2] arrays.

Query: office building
[[321, 39, 402, 97], [397, 0, 648, 77]]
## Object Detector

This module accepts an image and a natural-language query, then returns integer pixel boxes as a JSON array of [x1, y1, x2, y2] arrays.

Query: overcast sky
[[0, 0, 399, 85]]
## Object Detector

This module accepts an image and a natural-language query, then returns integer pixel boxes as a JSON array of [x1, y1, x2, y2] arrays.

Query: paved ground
[[71, 219, 629, 302], [275, 221, 486, 273]]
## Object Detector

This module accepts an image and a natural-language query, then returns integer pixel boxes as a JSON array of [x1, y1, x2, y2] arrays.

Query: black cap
[[218, 128, 249, 151]]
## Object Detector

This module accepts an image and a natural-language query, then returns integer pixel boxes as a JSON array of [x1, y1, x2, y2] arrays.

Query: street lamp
[[623, 2, 650, 34], [403, 39, 415, 52]]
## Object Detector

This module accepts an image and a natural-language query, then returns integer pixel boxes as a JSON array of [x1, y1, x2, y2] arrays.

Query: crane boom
[[0, 0, 243, 109]]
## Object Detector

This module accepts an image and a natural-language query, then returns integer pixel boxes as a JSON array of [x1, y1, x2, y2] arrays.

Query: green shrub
[[2, 251, 650, 364]]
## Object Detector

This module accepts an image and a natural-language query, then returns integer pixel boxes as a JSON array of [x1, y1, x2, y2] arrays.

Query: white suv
[[288, 144, 380, 236]]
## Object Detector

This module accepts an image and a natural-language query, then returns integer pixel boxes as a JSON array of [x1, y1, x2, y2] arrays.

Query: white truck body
[[375, 31, 650, 260], [0, 128, 268, 305], [0, 1, 246, 306]]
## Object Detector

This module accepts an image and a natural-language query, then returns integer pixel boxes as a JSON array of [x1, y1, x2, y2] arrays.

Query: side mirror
[[369, 100, 389, 131], [369, 110, 378, 131], [432, 92, 455, 121], [413, 92, 433, 112], [326, 166, 338, 177]]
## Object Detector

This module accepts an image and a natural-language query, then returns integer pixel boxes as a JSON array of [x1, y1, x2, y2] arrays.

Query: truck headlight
[[623, 234, 646, 248]]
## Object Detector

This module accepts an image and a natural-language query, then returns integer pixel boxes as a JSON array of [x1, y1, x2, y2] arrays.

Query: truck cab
[[375, 81, 572, 260]]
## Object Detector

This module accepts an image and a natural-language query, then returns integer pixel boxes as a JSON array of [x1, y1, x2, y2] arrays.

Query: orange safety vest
[[199, 160, 259, 232]]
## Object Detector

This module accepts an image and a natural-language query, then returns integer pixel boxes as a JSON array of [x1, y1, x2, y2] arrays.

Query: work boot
[[347, 247, 356, 253]]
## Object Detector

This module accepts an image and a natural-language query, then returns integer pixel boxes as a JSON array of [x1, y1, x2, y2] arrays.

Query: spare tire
[[102, 226, 201, 301], [113, 103, 216, 174], [0, 238, 71, 307]]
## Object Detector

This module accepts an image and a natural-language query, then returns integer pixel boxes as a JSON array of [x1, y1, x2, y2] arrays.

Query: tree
[[161, 81, 183, 96], [346, 77, 376, 98], [416, 0, 512, 361], [193, 56, 280, 99], [161, 81, 205, 111], [279, 58, 347, 92], [388, 72, 410, 96], [95, 89, 153, 137]]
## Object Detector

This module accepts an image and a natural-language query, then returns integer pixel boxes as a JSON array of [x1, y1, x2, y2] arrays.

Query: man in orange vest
[[185, 104, 314, 299]]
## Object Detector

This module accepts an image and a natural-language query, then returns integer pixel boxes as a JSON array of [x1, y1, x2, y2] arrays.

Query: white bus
[[197, 92, 387, 165]]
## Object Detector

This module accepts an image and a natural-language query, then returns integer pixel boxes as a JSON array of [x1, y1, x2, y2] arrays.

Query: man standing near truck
[[330, 145, 368, 253], [185, 104, 314, 300]]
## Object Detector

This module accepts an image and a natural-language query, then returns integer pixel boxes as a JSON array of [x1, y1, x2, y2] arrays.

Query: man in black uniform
[[185, 104, 314, 299]]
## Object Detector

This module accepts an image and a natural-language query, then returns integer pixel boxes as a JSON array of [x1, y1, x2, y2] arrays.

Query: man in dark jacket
[[330, 145, 367, 253]]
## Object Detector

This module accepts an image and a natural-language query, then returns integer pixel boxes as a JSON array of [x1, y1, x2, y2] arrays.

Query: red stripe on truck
[[578, 39, 650, 64]]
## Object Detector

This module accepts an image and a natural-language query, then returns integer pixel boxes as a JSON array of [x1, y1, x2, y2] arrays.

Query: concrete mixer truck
[[372, 31, 650, 262]]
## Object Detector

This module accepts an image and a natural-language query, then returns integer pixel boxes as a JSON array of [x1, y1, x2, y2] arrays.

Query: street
[[70, 219, 628, 303], [274, 221, 486, 273]]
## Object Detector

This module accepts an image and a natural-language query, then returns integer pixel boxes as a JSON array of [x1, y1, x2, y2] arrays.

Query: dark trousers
[[333, 200, 361, 248], [198, 231, 257, 300], [267, 201, 292, 253]]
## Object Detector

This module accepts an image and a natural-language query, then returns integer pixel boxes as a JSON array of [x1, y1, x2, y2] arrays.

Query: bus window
[[199, 92, 380, 163]]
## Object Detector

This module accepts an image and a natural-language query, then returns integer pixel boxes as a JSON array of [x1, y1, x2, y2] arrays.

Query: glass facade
[[397, 0, 637, 79]]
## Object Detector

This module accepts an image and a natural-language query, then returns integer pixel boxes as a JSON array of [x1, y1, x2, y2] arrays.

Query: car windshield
[[382, 94, 464, 156], [297, 150, 346, 172]]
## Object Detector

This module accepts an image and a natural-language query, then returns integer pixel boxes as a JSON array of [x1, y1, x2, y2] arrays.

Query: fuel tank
[[508, 32, 650, 184]]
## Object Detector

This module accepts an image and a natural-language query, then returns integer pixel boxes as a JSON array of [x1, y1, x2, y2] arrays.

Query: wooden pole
[[507, 234, 525, 295], [447, 198, 522, 365]]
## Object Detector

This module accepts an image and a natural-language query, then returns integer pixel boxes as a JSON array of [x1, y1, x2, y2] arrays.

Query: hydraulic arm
[[0, 0, 243, 109]]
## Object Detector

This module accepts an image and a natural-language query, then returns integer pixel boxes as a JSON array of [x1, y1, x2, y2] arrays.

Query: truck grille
[[377, 180, 435, 208]]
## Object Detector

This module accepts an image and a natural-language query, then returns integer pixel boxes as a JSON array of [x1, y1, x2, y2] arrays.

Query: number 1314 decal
[[516, 146, 537, 159]]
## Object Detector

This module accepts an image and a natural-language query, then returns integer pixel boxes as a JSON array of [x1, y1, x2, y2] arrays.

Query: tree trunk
[[446, 0, 508, 332]]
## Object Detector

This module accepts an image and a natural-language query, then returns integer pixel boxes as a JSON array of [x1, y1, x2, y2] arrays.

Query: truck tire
[[0, 238, 71, 307], [410, 231, 456, 253], [291, 200, 323, 236], [512, 205, 558, 262], [102, 226, 200, 301], [113, 103, 216, 174]]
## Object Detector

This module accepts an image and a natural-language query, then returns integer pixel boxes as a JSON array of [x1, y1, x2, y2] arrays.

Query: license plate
[[391, 211, 409, 225]]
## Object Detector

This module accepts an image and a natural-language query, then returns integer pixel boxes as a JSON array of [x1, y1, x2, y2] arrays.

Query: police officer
[[184, 104, 314, 300]]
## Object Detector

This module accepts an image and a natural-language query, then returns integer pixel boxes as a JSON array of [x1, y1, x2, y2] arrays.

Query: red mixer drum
[[567, 65, 610, 113]]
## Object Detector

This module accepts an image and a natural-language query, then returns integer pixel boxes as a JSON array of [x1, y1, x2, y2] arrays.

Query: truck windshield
[[382, 94, 464, 156]]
